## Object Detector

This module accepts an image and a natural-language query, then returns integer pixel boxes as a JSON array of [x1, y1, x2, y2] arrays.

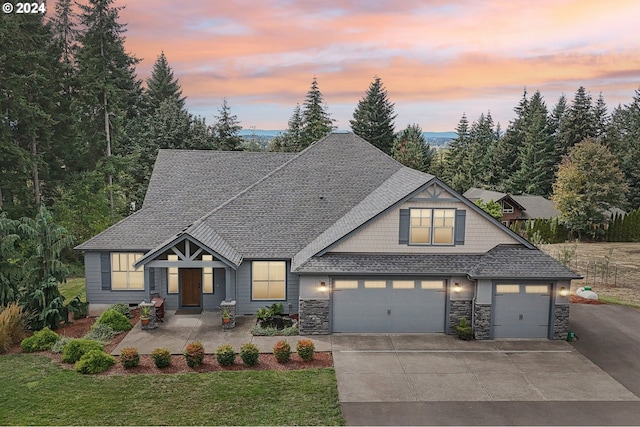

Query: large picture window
[[410, 208, 455, 245], [252, 261, 286, 300], [111, 253, 144, 290]]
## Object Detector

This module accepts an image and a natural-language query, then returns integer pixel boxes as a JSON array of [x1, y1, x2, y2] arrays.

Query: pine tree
[[392, 124, 433, 172], [214, 98, 243, 151], [269, 104, 304, 152], [146, 51, 186, 112], [593, 93, 608, 139], [556, 86, 596, 157], [299, 77, 334, 149], [350, 76, 397, 154], [443, 113, 471, 191]]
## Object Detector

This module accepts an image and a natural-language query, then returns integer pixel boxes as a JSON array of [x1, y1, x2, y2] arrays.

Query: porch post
[[224, 267, 232, 302], [144, 266, 151, 302]]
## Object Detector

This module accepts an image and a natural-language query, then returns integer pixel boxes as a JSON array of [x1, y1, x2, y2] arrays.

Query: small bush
[[240, 343, 259, 366], [67, 295, 88, 320], [282, 325, 299, 336], [75, 349, 115, 374], [61, 338, 103, 363], [152, 347, 172, 368], [51, 336, 71, 354], [84, 323, 118, 343], [184, 341, 205, 368], [250, 325, 278, 336], [0, 303, 28, 353], [216, 344, 236, 366], [94, 309, 132, 332], [273, 339, 291, 364], [120, 347, 140, 368], [109, 303, 131, 318], [296, 339, 315, 362], [20, 327, 60, 353], [455, 317, 474, 340]]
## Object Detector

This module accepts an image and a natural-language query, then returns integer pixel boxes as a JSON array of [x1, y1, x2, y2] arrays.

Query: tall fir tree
[[299, 77, 334, 149], [145, 51, 186, 112], [443, 113, 471, 192], [350, 76, 396, 154], [214, 98, 243, 151], [269, 104, 303, 152], [556, 86, 596, 158], [392, 124, 434, 172], [593, 93, 609, 139]]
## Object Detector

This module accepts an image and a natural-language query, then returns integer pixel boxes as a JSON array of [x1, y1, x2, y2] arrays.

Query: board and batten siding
[[84, 252, 147, 305], [235, 260, 299, 315], [329, 200, 520, 254]]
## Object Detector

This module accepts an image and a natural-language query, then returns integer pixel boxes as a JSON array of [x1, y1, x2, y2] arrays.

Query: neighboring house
[[463, 188, 559, 227], [76, 133, 581, 340]]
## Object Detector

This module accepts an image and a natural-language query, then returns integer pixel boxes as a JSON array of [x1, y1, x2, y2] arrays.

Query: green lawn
[[0, 355, 344, 426], [59, 277, 86, 302], [598, 295, 640, 309]]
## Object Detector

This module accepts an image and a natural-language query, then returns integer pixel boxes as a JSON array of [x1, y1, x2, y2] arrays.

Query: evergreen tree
[[552, 138, 627, 240], [214, 98, 243, 151], [593, 93, 608, 139], [146, 51, 186, 112], [556, 86, 596, 157], [443, 113, 471, 191], [392, 124, 433, 172], [299, 77, 334, 149], [350, 76, 396, 154], [268, 104, 303, 152]]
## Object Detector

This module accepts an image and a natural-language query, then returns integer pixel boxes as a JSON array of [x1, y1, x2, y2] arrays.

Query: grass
[[0, 354, 344, 426], [59, 277, 86, 303], [597, 295, 640, 309]]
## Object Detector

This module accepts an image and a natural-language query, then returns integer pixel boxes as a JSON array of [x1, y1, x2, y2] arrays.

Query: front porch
[[111, 311, 332, 355]]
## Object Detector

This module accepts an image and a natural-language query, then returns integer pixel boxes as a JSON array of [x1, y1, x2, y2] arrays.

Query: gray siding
[[84, 252, 145, 305], [236, 260, 300, 315]]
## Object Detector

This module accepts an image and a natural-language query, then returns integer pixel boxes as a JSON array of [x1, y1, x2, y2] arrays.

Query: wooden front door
[[181, 269, 201, 307]]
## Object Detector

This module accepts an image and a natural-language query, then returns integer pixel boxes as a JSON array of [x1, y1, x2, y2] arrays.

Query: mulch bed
[[570, 295, 606, 304], [5, 310, 333, 375]]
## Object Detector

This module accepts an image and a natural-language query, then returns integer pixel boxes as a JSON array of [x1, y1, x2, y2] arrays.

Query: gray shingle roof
[[295, 245, 582, 280], [75, 150, 295, 251], [463, 188, 558, 219]]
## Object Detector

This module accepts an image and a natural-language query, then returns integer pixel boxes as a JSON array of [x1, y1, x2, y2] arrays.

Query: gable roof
[[464, 187, 558, 219]]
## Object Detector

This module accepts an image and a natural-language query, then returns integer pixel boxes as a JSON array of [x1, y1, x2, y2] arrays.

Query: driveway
[[335, 309, 640, 425]]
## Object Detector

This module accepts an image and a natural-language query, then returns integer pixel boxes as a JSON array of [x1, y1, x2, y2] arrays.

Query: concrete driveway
[[335, 313, 640, 425]]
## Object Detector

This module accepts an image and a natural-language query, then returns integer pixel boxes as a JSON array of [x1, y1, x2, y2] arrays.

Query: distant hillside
[[239, 129, 456, 147]]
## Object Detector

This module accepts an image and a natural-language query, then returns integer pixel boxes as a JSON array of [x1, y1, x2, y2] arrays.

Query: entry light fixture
[[560, 286, 568, 297], [453, 282, 462, 293], [320, 281, 327, 291]]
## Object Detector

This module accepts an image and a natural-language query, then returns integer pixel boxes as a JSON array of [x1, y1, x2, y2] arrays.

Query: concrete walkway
[[111, 311, 332, 355]]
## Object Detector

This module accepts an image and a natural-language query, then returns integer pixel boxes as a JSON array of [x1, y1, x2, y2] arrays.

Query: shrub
[[84, 323, 118, 343], [67, 295, 88, 320], [94, 309, 132, 332], [215, 344, 236, 366], [282, 325, 299, 336], [250, 325, 278, 336], [0, 303, 28, 353], [239, 343, 259, 366], [75, 349, 115, 374], [61, 338, 103, 363], [152, 347, 172, 368], [109, 303, 131, 318], [51, 336, 71, 354], [20, 327, 60, 352], [296, 339, 315, 362], [184, 341, 205, 368], [120, 347, 140, 368], [455, 317, 474, 340], [273, 339, 291, 363]]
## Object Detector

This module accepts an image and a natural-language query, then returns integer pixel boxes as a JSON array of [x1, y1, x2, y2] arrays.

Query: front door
[[181, 269, 202, 307]]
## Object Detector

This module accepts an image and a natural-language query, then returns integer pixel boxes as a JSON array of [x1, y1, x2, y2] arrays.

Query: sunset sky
[[63, 0, 640, 131]]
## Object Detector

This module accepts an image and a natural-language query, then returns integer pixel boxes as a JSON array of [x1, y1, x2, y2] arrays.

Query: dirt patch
[[570, 295, 605, 304]]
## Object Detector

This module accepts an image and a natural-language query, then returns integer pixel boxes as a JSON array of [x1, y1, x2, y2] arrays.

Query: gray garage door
[[332, 279, 446, 333], [493, 284, 551, 338]]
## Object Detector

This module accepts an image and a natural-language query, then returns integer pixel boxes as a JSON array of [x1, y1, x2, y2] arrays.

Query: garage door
[[493, 284, 551, 338], [332, 279, 446, 333]]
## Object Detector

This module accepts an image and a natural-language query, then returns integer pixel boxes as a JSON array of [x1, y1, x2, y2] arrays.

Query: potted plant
[[222, 308, 231, 324], [140, 305, 151, 326]]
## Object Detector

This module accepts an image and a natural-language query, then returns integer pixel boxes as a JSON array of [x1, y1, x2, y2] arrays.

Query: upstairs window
[[502, 201, 514, 213], [409, 208, 456, 245]]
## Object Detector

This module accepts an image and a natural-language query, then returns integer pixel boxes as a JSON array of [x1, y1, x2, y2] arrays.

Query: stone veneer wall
[[449, 300, 472, 334], [473, 303, 491, 340], [552, 304, 570, 340], [299, 299, 330, 335]]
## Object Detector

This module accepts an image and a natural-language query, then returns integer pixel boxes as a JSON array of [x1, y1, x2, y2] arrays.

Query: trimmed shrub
[[216, 344, 236, 366], [20, 327, 60, 353], [75, 349, 115, 374], [273, 339, 291, 364], [0, 303, 28, 353], [240, 343, 259, 366], [51, 336, 71, 354], [152, 347, 172, 368], [120, 347, 140, 368], [61, 338, 103, 363], [282, 325, 299, 336], [250, 325, 278, 336], [94, 309, 132, 332], [84, 323, 118, 343], [109, 303, 131, 318], [296, 339, 315, 362], [184, 341, 205, 368]]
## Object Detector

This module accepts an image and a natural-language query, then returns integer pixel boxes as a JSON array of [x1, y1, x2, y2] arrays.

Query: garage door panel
[[494, 284, 550, 338]]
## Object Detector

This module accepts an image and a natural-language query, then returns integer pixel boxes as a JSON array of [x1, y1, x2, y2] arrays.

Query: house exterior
[[76, 133, 580, 339], [463, 188, 560, 227]]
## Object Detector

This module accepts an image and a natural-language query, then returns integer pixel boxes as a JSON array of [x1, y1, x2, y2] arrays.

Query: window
[[334, 280, 358, 289], [364, 280, 387, 289], [393, 280, 415, 289], [410, 208, 455, 245], [202, 255, 213, 294], [420, 280, 445, 289], [167, 254, 178, 293], [502, 201, 514, 213], [111, 253, 144, 290], [496, 284, 520, 293], [252, 261, 286, 300], [525, 285, 549, 294]]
